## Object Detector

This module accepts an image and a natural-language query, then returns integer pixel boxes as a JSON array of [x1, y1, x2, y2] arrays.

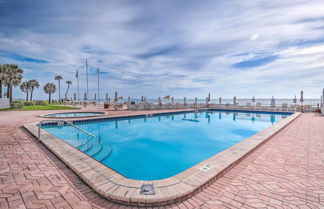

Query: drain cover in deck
[[140, 184, 155, 195]]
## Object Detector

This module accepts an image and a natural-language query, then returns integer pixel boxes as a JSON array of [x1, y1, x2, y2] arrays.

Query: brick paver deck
[[0, 109, 323, 209]]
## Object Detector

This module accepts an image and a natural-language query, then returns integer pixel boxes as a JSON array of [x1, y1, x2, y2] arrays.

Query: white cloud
[[250, 33, 260, 41], [1, 0, 324, 99]]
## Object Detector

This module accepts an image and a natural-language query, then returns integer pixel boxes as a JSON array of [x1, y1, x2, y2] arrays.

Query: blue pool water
[[43, 110, 291, 180]]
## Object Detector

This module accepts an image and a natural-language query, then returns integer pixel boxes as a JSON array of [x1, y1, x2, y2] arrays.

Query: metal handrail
[[37, 119, 95, 141]]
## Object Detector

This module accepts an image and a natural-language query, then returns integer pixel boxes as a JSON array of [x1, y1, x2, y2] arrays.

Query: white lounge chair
[[281, 103, 288, 112], [255, 103, 262, 110], [245, 103, 252, 110]]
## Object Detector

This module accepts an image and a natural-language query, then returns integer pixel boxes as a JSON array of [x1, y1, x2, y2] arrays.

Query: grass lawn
[[0, 103, 79, 111]]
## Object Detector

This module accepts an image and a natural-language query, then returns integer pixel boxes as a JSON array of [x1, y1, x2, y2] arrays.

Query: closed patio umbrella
[[141, 96, 144, 102], [94, 93, 96, 101], [233, 96, 236, 105], [74, 93, 76, 101], [114, 91, 118, 102], [293, 95, 297, 104], [300, 90, 304, 104], [106, 93, 108, 101], [270, 96, 275, 108], [252, 96, 256, 105], [208, 93, 211, 102], [300, 90, 304, 112], [184, 97, 186, 105], [84, 92, 87, 101], [219, 97, 222, 104]]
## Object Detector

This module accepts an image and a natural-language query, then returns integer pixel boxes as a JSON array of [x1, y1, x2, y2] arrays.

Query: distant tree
[[20, 81, 30, 101], [28, 79, 39, 101], [64, 80, 72, 100], [43, 82, 56, 103], [54, 75, 63, 101], [2, 64, 23, 103]]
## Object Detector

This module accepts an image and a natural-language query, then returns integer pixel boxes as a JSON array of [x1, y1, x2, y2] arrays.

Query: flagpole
[[77, 68, 79, 102], [86, 59, 89, 99], [97, 65, 100, 104]]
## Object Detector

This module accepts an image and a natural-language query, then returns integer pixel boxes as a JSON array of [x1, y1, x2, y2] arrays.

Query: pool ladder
[[37, 119, 95, 142]]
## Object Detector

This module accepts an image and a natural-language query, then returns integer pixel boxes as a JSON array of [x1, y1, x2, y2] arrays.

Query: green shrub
[[33, 100, 47, 105], [24, 101, 36, 106], [11, 101, 23, 109], [35, 100, 48, 105], [39, 100, 48, 105]]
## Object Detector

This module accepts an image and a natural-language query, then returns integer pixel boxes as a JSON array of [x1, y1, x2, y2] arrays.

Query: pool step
[[79, 142, 93, 152], [94, 144, 113, 162], [77, 138, 91, 150], [86, 142, 103, 156]]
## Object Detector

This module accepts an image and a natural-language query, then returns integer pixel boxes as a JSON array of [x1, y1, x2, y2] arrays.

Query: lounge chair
[[304, 105, 311, 112], [104, 102, 109, 109], [281, 103, 288, 112], [255, 103, 261, 110], [245, 103, 252, 110], [288, 104, 295, 112]]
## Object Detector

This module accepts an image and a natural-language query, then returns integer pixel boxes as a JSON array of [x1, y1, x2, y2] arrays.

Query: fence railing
[[125, 103, 316, 112]]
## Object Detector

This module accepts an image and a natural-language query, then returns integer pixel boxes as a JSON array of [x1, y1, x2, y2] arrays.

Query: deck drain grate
[[200, 164, 214, 171], [140, 184, 155, 195]]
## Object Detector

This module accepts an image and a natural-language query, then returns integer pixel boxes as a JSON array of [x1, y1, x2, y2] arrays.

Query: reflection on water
[[109, 111, 291, 129]]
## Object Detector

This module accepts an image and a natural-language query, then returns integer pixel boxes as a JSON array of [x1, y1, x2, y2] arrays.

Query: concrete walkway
[[0, 110, 323, 208]]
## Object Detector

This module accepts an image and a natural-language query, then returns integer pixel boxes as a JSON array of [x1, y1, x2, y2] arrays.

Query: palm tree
[[64, 80, 72, 100], [0, 64, 4, 98], [20, 81, 30, 101], [28, 79, 39, 101], [54, 75, 63, 101], [43, 82, 56, 103], [2, 64, 23, 103]]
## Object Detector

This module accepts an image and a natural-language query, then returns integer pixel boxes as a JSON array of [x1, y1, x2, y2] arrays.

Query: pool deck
[[1, 108, 324, 208]]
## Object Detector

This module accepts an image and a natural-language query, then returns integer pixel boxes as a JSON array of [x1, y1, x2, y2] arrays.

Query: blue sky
[[0, 0, 324, 100]]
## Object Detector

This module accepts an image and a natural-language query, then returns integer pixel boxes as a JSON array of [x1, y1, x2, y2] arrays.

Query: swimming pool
[[43, 110, 291, 180], [42, 112, 106, 118]]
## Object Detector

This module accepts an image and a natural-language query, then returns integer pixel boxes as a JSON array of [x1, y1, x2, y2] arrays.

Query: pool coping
[[38, 111, 108, 118], [24, 111, 301, 207]]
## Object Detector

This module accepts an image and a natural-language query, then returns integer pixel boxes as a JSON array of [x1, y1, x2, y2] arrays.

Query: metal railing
[[37, 119, 95, 142]]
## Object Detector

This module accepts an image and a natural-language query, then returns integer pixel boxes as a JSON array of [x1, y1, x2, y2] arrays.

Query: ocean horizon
[[76, 98, 320, 106]]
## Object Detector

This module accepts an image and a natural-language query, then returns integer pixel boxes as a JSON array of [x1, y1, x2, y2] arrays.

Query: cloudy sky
[[1, 0, 324, 100]]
